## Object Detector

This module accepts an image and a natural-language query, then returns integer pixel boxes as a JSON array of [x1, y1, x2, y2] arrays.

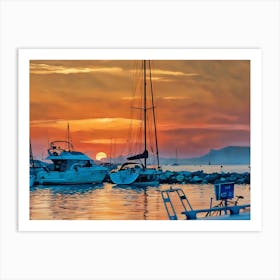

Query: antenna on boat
[[66, 122, 72, 151], [148, 60, 160, 169]]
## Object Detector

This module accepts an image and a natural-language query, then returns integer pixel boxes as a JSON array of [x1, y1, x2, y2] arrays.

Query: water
[[30, 165, 250, 220]]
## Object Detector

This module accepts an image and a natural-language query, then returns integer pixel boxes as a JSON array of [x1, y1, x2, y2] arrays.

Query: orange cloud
[[30, 63, 124, 75]]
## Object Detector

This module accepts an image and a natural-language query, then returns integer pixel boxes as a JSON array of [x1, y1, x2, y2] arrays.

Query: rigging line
[[148, 60, 160, 168], [129, 60, 143, 156], [135, 110, 143, 154], [134, 61, 144, 155], [147, 111, 154, 153], [128, 60, 138, 155]]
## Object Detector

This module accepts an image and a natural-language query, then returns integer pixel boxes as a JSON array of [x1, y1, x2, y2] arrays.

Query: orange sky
[[30, 60, 250, 161]]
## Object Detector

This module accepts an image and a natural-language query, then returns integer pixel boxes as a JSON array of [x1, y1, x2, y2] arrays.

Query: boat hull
[[36, 167, 108, 185], [110, 168, 140, 185], [110, 168, 161, 186]]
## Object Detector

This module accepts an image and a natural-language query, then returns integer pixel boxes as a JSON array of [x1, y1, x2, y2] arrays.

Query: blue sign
[[214, 182, 234, 200]]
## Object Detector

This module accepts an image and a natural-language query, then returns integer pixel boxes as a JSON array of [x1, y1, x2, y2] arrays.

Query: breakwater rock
[[159, 170, 250, 185]]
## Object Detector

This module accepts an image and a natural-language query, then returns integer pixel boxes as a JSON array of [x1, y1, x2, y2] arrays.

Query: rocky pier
[[159, 170, 250, 185]]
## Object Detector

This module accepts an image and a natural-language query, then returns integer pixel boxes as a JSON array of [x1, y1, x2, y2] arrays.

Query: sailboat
[[36, 124, 108, 185], [110, 60, 161, 186]]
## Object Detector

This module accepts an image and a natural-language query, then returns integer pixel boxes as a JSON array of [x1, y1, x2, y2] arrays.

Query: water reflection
[[31, 183, 104, 195], [30, 183, 250, 220]]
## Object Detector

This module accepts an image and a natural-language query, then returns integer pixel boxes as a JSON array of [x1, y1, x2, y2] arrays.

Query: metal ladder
[[161, 187, 193, 220]]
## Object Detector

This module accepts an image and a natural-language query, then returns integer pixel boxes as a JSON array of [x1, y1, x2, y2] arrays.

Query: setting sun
[[96, 152, 107, 161]]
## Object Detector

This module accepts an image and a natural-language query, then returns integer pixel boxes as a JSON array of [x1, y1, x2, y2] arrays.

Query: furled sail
[[127, 150, 148, 160]]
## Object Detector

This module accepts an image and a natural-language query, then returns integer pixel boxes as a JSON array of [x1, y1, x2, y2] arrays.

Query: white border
[[19, 49, 262, 232]]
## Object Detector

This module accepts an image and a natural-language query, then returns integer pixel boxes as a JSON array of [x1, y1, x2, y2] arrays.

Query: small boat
[[36, 140, 108, 185], [109, 60, 161, 186]]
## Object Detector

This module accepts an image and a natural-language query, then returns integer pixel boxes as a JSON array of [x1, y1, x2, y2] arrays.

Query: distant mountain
[[160, 146, 250, 165]]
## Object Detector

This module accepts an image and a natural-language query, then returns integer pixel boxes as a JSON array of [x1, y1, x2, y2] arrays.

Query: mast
[[144, 60, 147, 168], [148, 60, 160, 168]]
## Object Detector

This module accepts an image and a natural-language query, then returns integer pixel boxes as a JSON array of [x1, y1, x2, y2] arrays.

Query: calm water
[[30, 165, 250, 220]]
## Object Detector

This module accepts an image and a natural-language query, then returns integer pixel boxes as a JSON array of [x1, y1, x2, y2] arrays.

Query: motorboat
[[36, 140, 108, 185]]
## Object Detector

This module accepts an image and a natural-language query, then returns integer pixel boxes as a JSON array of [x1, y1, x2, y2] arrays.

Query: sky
[[30, 60, 250, 161]]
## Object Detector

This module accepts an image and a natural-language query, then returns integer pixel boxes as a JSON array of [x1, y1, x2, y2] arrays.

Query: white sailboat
[[36, 124, 108, 185], [110, 60, 161, 186]]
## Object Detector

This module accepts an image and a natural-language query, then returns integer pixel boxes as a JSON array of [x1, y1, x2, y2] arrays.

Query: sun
[[96, 152, 107, 161]]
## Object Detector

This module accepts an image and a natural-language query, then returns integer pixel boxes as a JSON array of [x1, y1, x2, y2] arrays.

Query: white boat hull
[[110, 168, 161, 186], [110, 168, 141, 185], [36, 166, 107, 185]]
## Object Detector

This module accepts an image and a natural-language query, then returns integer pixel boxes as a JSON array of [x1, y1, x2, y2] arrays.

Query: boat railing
[[161, 187, 193, 220], [181, 204, 250, 220]]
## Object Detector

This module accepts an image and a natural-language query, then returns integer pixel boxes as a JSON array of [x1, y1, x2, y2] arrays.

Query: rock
[[192, 170, 204, 177], [244, 174, 250, 184], [165, 171, 174, 179], [228, 175, 237, 182], [176, 174, 185, 182], [158, 170, 249, 185], [204, 173, 219, 183], [159, 173, 167, 181], [236, 178, 245, 184], [181, 171, 192, 177], [190, 175, 202, 183]]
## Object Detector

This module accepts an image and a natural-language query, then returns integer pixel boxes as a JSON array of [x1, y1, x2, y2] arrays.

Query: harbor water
[[30, 165, 250, 220]]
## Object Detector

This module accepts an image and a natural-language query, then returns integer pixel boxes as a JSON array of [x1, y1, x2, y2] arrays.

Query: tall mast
[[144, 60, 147, 168], [148, 60, 160, 168]]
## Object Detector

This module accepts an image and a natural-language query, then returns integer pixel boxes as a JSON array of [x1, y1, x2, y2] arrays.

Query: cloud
[[158, 123, 249, 131], [30, 63, 124, 75], [30, 118, 141, 131], [148, 69, 199, 83], [81, 138, 128, 144], [161, 96, 192, 100], [151, 69, 199, 77]]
